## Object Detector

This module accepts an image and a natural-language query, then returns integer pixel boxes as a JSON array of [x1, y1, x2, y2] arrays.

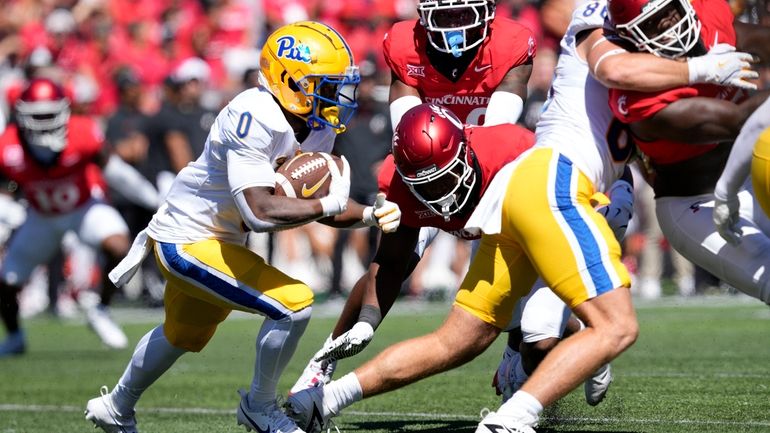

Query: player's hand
[[688, 43, 759, 90], [362, 193, 401, 233], [313, 322, 374, 362], [713, 193, 742, 246], [596, 180, 634, 241], [320, 155, 351, 216]]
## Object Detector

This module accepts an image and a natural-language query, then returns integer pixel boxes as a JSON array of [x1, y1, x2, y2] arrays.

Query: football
[[274, 152, 343, 199]]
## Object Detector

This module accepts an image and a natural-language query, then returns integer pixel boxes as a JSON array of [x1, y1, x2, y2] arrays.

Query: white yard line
[[3, 403, 770, 427]]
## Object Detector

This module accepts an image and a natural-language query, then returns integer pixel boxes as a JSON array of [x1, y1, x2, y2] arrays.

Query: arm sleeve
[[715, 96, 770, 198]]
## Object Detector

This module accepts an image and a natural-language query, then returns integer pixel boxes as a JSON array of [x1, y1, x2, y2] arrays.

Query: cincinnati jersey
[[535, 0, 626, 193], [0, 116, 105, 215], [147, 87, 335, 245], [383, 18, 535, 125], [609, 0, 746, 165], [378, 123, 534, 239]]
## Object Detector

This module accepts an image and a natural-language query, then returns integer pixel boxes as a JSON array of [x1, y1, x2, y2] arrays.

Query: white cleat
[[476, 412, 536, 433], [85, 386, 138, 433], [493, 349, 526, 403], [0, 331, 26, 357], [285, 385, 333, 433], [87, 306, 128, 349], [289, 358, 336, 395], [584, 363, 613, 406], [236, 389, 304, 433]]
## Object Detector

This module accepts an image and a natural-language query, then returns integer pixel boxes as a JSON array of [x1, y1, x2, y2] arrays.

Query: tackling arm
[[314, 224, 421, 362], [629, 90, 770, 144], [586, 29, 757, 91]]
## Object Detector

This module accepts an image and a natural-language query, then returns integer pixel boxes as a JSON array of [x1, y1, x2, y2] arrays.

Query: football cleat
[[475, 411, 536, 433], [87, 306, 129, 349], [0, 331, 26, 357], [85, 386, 138, 433], [285, 385, 333, 433], [236, 389, 304, 433], [584, 363, 613, 406], [290, 358, 336, 395]]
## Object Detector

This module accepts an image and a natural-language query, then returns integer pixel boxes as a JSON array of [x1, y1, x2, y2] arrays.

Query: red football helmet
[[393, 103, 476, 221], [418, 0, 495, 57], [608, 0, 701, 59], [15, 78, 70, 164]]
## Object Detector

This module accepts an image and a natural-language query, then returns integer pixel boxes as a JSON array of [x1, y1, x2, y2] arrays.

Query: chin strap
[[447, 31, 464, 58]]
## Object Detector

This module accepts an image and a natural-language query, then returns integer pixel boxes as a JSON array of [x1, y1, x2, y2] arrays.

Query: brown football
[[274, 152, 343, 199]]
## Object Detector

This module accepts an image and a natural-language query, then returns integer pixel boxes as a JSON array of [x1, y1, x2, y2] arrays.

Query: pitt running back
[[85, 21, 396, 433]]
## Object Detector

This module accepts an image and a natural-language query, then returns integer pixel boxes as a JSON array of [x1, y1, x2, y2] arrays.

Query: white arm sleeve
[[103, 154, 160, 210], [389, 95, 422, 132], [483, 91, 524, 126], [715, 97, 770, 199]]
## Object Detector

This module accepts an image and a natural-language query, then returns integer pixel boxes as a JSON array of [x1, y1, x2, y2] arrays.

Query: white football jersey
[[147, 87, 335, 245], [534, 0, 627, 192]]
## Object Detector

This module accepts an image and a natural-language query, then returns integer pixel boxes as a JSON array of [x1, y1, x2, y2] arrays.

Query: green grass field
[[2, 298, 770, 433]]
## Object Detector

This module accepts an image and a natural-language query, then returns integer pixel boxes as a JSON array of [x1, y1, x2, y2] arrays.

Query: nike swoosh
[[301, 172, 330, 198], [474, 65, 491, 72], [239, 400, 270, 433]]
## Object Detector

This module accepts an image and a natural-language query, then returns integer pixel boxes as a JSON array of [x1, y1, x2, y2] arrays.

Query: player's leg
[[287, 233, 538, 433], [0, 210, 65, 356], [88, 239, 313, 432], [478, 149, 636, 431], [656, 188, 770, 304], [79, 202, 132, 349]]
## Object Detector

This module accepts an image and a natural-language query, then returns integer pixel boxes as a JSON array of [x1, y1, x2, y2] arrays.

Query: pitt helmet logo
[[276, 36, 312, 63]]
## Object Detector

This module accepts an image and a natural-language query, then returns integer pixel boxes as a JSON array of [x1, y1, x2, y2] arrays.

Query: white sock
[[323, 373, 363, 415], [249, 307, 311, 408], [112, 325, 186, 416], [498, 390, 543, 427]]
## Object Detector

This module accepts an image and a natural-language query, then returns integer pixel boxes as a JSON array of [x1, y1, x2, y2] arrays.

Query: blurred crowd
[[1, 0, 769, 318]]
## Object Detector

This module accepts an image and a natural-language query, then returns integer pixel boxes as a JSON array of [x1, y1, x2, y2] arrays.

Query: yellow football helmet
[[260, 21, 360, 132]]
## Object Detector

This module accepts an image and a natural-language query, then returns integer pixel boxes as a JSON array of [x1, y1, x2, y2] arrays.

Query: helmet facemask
[[16, 98, 70, 165], [299, 66, 360, 133], [418, 0, 495, 57], [399, 143, 476, 221], [615, 0, 701, 59]]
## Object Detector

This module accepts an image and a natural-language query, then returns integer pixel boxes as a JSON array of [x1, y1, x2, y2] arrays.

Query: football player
[[607, 0, 770, 306], [84, 22, 398, 433], [0, 78, 160, 357], [385, 0, 534, 128]]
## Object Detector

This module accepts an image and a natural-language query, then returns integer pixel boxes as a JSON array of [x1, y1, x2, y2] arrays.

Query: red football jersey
[[383, 18, 535, 125], [0, 116, 106, 215], [378, 123, 535, 239], [608, 0, 746, 165]]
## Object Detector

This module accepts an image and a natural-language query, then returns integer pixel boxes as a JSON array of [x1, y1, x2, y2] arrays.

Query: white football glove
[[362, 193, 402, 233], [688, 43, 758, 90], [713, 192, 742, 246], [319, 154, 351, 217], [596, 180, 634, 241], [313, 321, 374, 362]]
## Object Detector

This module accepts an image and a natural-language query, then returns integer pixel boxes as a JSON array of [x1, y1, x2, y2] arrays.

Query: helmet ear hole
[[287, 77, 301, 93]]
